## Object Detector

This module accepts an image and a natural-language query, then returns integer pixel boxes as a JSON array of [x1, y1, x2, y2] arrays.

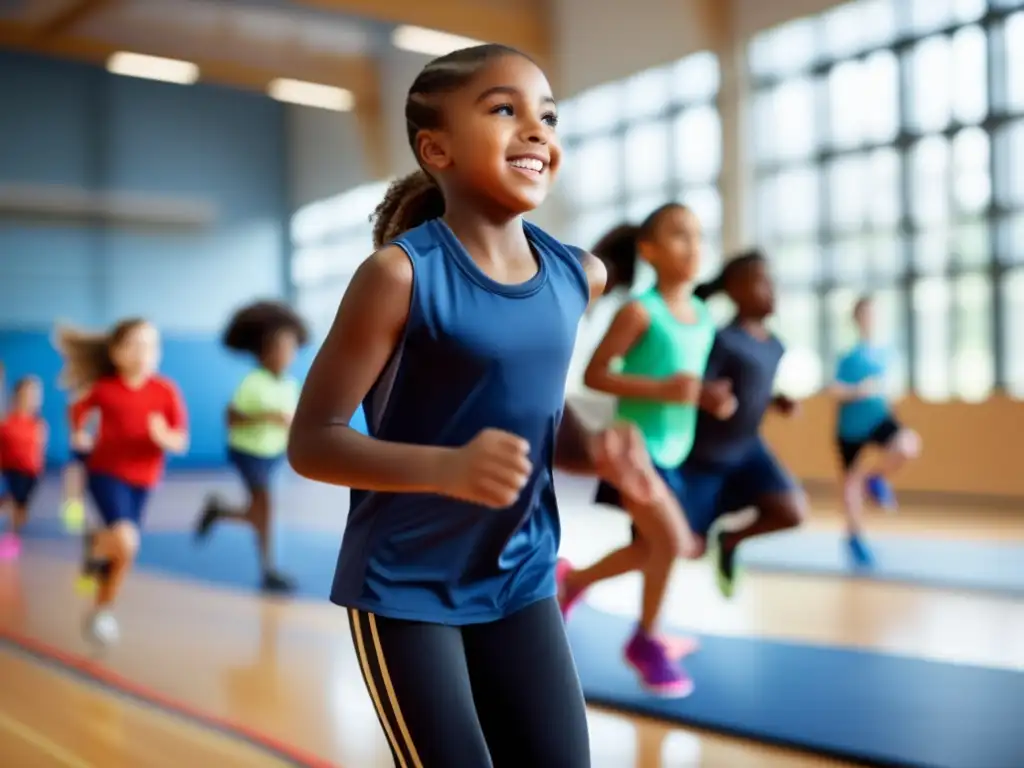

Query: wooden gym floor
[[1, 471, 1022, 767]]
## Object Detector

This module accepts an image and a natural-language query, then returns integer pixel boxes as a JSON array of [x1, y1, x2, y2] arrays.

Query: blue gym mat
[[738, 531, 1024, 596], [27, 522, 1024, 768], [568, 605, 1024, 768]]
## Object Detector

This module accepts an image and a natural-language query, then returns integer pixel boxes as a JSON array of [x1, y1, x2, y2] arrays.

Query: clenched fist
[[439, 429, 533, 509]]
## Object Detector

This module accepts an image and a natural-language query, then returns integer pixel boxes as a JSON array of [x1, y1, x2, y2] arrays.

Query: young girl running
[[831, 295, 921, 566], [683, 249, 807, 597], [56, 318, 188, 646], [0, 377, 47, 559], [556, 205, 733, 697], [194, 301, 309, 594], [288, 43, 659, 768]]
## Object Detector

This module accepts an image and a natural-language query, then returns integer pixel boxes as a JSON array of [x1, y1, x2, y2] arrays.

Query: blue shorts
[[228, 448, 282, 492], [594, 439, 796, 538], [2, 471, 40, 507], [680, 439, 797, 536], [593, 463, 688, 519], [71, 449, 91, 465], [87, 473, 150, 528]]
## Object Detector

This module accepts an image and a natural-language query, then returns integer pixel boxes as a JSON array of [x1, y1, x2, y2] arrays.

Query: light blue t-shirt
[[835, 343, 892, 441]]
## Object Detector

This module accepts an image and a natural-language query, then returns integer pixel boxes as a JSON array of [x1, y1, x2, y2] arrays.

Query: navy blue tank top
[[330, 218, 590, 625]]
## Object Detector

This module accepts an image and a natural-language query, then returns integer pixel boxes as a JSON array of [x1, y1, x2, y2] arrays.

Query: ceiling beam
[[296, 0, 552, 63], [0, 21, 380, 106], [34, 0, 119, 41]]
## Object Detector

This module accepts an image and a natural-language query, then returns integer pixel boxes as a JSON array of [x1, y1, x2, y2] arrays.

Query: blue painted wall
[[0, 51, 300, 467], [0, 330, 333, 468]]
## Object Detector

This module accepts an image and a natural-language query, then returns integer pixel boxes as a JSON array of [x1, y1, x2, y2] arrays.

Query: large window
[[749, 0, 1024, 401], [557, 52, 723, 285], [290, 181, 391, 336]]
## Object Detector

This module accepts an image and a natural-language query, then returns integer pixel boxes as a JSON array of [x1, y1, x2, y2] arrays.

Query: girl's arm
[[152, 382, 189, 455], [68, 387, 97, 437], [556, 253, 657, 502], [287, 247, 461, 493], [226, 406, 289, 427], [583, 303, 699, 403], [694, 335, 736, 417], [829, 379, 877, 402]]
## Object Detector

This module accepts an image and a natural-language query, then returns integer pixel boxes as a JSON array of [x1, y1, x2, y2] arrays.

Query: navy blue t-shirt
[[688, 322, 785, 467], [330, 218, 591, 625]]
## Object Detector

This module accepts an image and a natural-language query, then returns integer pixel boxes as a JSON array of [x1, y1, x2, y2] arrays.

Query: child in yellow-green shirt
[[194, 301, 309, 593]]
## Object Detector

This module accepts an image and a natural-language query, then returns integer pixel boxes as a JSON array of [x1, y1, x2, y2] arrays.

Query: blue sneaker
[[866, 475, 897, 511], [847, 535, 875, 568]]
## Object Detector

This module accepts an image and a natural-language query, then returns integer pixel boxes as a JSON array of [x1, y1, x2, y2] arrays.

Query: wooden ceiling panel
[[297, 0, 551, 61]]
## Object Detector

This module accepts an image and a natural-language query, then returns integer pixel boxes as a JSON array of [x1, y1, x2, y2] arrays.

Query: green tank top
[[615, 288, 716, 468]]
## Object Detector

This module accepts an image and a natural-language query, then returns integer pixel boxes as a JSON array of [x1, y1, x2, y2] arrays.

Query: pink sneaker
[[556, 558, 585, 621], [658, 633, 700, 661], [0, 533, 21, 561], [624, 627, 694, 698]]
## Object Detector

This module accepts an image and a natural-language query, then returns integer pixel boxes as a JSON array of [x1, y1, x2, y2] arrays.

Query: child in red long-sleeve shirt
[[56, 318, 188, 647], [0, 376, 47, 560]]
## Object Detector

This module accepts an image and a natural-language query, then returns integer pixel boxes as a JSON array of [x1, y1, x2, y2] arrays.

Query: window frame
[[748, 0, 1024, 399]]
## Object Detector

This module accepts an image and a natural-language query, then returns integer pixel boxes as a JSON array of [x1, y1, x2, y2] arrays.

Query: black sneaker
[[261, 571, 296, 594], [715, 531, 740, 600], [194, 496, 222, 542]]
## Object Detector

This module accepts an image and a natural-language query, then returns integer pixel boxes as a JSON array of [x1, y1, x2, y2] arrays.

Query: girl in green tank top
[[556, 204, 736, 697]]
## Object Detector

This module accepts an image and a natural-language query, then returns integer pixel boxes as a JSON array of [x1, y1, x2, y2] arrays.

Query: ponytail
[[591, 224, 641, 291], [695, 247, 768, 303], [693, 275, 725, 301], [53, 317, 147, 392], [371, 171, 446, 250]]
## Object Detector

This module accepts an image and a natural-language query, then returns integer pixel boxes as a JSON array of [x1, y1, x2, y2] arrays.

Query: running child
[[287, 43, 659, 768], [56, 318, 188, 646], [683, 249, 807, 598], [556, 205, 735, 697], [831, 295, 921, 566], [0, 376, 47, 559], [195, 300, 309, 594]]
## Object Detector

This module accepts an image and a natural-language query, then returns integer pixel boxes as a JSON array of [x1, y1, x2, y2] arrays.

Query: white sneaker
[[84, 609, 120, 647]]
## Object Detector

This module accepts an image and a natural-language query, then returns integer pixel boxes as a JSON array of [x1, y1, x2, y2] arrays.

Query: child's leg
[[563, 473, 697, 697], [0, 477, 17, 559], [627, 472, 697, 636], [562, 473, 696, 617], [0, 474, 38, 557], [714, 442, 808, 597], [837, 439, 868, 534], [92, 520, 140, 607], [196, 452, 292, 591], [837, 444, 875, 567], [82, 475, 148, 645], [865, 425, 921, 510], [10, 502, 28, 535], [62, 457, 88, 532]]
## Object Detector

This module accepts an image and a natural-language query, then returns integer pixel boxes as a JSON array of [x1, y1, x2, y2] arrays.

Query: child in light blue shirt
[[831, 296, 921, 566]]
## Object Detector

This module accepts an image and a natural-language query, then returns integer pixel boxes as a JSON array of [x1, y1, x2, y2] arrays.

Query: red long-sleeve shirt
[[0, 413, 46, 476], [69, 375, 187, 488]]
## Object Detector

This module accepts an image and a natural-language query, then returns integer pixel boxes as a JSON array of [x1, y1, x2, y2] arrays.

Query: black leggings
[[348, 598, 591, 768]]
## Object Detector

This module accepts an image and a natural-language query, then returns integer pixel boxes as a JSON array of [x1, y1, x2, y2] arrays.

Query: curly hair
[[222, 300, 309, 357], [370, 43, 532, 250]]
